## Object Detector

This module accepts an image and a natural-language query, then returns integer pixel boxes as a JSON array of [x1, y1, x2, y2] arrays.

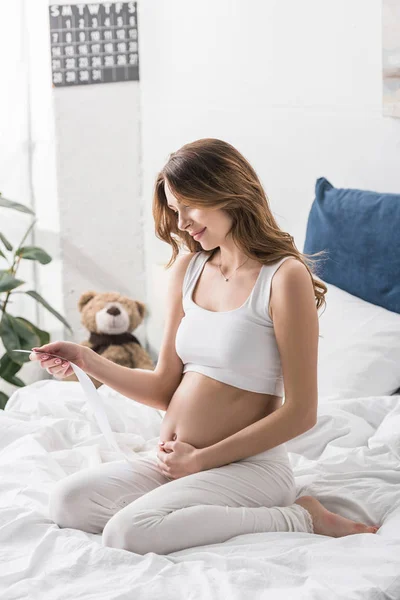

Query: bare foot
[[295, 496, 380, 537]]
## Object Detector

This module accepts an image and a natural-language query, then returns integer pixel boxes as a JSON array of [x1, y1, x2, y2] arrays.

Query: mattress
[[1, 380, 399, 599]]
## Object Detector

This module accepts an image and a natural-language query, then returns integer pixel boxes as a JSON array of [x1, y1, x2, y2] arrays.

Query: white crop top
[[175, 251, 294, 396]]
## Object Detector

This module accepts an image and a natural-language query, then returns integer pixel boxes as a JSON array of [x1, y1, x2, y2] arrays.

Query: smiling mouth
[[193, 227, 206, 238]]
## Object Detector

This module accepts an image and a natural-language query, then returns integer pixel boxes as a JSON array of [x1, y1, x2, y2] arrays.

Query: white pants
[[48, 444, 314, 555]]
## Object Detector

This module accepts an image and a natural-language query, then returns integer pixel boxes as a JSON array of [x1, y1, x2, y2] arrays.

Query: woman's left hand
[[157, 440, 202, 480]]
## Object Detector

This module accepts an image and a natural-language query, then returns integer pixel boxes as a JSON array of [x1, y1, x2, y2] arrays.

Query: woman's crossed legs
[[48, 449, 315, 555]]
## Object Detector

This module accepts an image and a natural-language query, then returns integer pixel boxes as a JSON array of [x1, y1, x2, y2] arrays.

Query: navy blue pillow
[[303, 177, 400, 314]]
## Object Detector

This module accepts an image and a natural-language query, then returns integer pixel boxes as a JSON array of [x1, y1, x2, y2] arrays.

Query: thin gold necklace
[[217, 255, 250, 282]]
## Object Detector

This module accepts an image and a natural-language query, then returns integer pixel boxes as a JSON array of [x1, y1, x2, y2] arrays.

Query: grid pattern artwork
[[49, 2, 139, 87]]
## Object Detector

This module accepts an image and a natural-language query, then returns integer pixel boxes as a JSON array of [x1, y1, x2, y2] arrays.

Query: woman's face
[[164, 179, 233, 248]]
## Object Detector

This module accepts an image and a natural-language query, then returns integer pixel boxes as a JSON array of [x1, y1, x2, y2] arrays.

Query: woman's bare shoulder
[[272, 257, 310, 287], [269, 258, 311, 318], [174, 251, 199, 269], [168, 252, 199, 284]]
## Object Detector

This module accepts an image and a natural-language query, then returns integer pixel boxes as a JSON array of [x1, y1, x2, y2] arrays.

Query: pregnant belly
[[159, 371, 282, 449]]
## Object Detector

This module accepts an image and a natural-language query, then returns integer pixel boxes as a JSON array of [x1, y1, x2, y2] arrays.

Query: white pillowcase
[[317, 281, 400, 400]]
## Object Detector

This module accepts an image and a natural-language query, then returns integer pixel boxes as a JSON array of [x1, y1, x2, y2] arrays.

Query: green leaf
[[24, 290, 73, 332], [16, 246, 52, 265], [0, 272, 25, 293], [0, 313, 20, 349], [0, 353, 24, 386], [17, 317, 50, 345], [7, 317, 49, 365], [0, 232, 13, 251], [0, 391, 9, 410], [1, 313, 45, 350], [0, 249, 7, 260], [0, 315, 47, 388], [0, 313, 49, 378], [16, 219, 37, 256], [0, 196, 35, 215], [8, 375, 25, 386]]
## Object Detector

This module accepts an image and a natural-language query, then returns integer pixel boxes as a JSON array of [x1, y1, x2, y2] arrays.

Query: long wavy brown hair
[[153, 138, 328, 313]]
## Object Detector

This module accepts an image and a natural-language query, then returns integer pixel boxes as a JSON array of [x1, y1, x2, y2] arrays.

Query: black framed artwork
[[49, 2, 139, 87]]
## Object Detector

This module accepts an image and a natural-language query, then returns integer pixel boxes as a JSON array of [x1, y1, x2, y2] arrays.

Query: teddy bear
[[63, 290, 155, 388]]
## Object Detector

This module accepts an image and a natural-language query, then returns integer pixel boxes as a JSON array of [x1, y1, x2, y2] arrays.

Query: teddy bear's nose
[[107, 306, 121, 316]]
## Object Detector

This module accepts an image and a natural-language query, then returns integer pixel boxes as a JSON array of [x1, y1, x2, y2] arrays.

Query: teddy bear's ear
[[136, 300, 146, 319], [78, 291, 97, 312]]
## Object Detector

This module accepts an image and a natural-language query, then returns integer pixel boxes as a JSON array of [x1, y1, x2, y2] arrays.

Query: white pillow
[[317, 281, 400, 400]]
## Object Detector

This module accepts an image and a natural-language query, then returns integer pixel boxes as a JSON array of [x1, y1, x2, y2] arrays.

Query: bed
[[1, 178, 400, 599]]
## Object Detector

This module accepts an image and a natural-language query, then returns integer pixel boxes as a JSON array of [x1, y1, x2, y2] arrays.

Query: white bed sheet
[[1, 380, 400, 600]]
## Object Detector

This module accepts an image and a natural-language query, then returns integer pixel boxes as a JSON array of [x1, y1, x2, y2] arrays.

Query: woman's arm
[[83, 254, 195, 412], [85, 349, 169, 411], [196, 404, 315, 470]]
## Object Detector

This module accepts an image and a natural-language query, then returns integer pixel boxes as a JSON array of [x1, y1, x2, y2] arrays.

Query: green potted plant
[[0, 192, 72, 409]]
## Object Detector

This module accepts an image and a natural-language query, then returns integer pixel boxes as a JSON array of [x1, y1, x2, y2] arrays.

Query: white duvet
[[1, 380, 400, 600]]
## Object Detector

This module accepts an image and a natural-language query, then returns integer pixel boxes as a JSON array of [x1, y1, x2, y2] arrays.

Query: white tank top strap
[[182, 251, 206, 299], [252, 255, 298, 324]]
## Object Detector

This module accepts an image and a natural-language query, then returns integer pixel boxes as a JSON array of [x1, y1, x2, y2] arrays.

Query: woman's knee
[[102, 512, 127, 551], [102, 508, 164, 555], [48, 475, 89, 530]]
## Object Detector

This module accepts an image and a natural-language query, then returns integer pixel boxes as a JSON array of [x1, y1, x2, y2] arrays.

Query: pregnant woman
[[31, 138, 379, 555]]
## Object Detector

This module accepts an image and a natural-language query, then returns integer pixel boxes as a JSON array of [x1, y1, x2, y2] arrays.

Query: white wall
[[0, 0, 48, 396], [46, 0, 145, 348], [2, 0, 400, 393], [53, 82, 145, 345], [1, 0, 145, 400], [138, 0, 400, 354]]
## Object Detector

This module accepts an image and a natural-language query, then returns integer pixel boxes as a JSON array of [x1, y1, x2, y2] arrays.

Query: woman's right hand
[[29, 341, 89, 380]]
